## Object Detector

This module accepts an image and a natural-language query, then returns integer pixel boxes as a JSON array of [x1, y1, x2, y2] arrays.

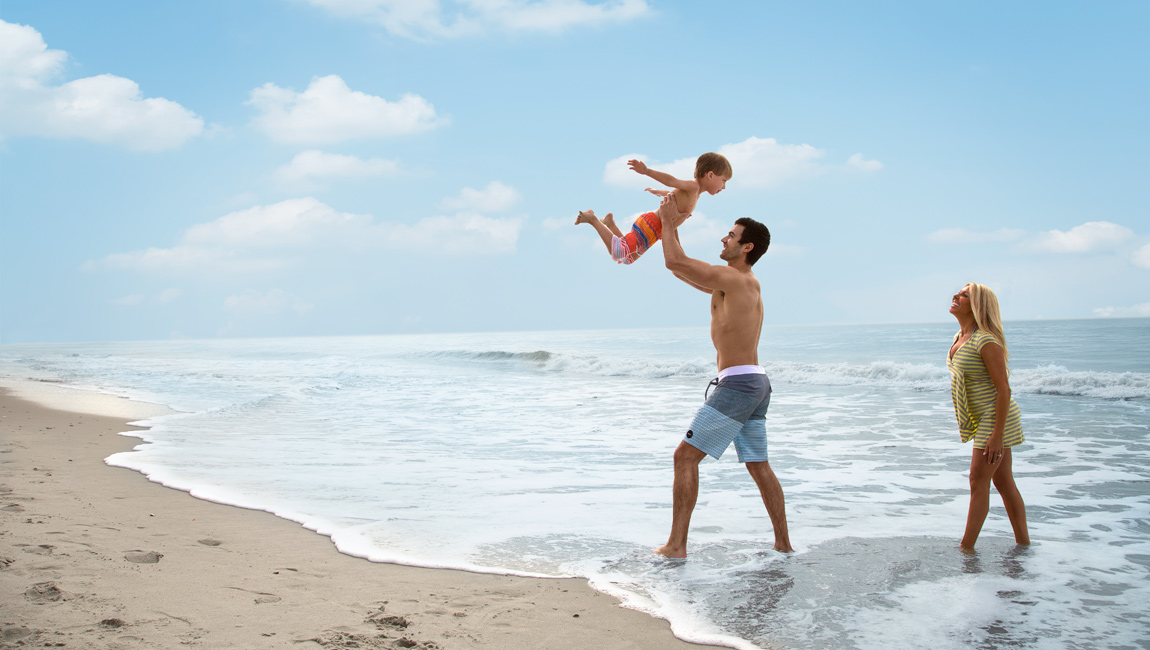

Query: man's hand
[[644, 187, 670, 197], [657, 193, 681, 229], [628, 159, 650, 176]]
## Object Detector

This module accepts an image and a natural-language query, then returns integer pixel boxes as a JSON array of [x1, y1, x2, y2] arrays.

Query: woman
[[948, 283, 1030, 551]]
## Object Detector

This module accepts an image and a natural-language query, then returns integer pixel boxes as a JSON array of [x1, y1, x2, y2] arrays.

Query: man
[[653, 194, 793, 558]]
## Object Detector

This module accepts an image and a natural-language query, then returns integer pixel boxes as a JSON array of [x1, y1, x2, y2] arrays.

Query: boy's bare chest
[[671, 187, 699, 215]]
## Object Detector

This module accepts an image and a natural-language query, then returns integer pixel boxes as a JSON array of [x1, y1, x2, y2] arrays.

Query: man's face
[[720, 224, 747, 261]]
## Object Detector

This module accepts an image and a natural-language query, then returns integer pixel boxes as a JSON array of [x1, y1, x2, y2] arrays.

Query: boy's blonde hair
[[695, 152, 732, 180]]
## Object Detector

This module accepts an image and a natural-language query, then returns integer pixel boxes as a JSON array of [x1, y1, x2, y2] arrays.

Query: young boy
[[575, 152, 732, 265]]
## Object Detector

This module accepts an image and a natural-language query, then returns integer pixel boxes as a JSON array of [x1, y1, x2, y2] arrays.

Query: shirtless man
[[653, 193, 793, 558]]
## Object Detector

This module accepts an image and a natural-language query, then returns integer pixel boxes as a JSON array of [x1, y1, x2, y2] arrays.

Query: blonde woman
[[948, 283, 1030, 551]]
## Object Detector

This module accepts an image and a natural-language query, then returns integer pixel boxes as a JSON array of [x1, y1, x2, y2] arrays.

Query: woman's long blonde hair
[[966, 283, 1009, 364]]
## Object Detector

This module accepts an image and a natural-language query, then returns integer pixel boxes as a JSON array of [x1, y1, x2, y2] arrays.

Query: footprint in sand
[[1, 626, 34, 643], [225, 586, 282, 604], [124, 551, 163, 563], [24, 581, 64, 603], [197, 538, 222, 546]]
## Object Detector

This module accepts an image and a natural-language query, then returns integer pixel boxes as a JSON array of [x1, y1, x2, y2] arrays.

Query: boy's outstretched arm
[[628, 159, 698, 192]]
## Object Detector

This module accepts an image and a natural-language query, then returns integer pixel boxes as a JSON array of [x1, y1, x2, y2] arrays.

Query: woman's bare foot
[[653, 543, 686, 559], [575, 209, 599, 225]]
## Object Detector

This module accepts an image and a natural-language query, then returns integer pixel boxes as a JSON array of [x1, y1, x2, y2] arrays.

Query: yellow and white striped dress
[[948, 330, 1024, 448]]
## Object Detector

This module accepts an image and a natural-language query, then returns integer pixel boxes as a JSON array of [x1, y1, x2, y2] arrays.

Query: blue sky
[[1, 1, 1147, 343]]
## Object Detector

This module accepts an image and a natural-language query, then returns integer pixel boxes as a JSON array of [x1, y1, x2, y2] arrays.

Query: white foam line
[[0, 373, 174, 421]]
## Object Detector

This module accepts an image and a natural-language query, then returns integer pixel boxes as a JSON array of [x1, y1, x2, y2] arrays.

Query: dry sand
[[0, 384, 718, 649]]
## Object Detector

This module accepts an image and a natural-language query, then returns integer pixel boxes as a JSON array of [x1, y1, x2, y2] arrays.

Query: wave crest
[[426, 350, 1150, 399]]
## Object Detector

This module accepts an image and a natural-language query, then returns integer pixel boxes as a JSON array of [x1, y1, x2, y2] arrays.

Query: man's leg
[[654, 441, 707, 559], [745, 461, 793, 552]]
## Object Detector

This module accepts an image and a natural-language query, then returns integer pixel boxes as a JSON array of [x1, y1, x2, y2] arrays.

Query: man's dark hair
[[735, 217, 770, 266]]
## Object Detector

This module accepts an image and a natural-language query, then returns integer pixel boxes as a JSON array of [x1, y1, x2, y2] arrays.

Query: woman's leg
[[992, 449, 1030, 545], [961, 447, 999, 551]]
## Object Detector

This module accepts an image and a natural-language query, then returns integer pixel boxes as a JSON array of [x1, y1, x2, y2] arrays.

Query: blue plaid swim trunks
[[683, 366, 772, 462]]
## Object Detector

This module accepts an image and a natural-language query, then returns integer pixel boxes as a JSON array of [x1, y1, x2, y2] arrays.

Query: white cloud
[[159, 288, 183, 304], [927, 228, 1026, 244], [385, 213, 523, 254], [718, 137, 827, 189], [184, 198, 375, 248], [0, 19, 65, 86], [112, 288, 183, 307], [112, 294, 146, 307], [1093, 303, 1150, 318], [273, 150, 399, 187], [440, 181, 520, 212], [248, 75, 444, 144], [1025, 221, 1134, 254], [301, 0, 650, 40], [1132, 242, 1150, 269], [847, 153, 883, 172], [85, 197, 522, 274], [604, 136, 840, 191], [224, 288, 314, 315], [542, 216, 571, 231], [0, 20, 205, 151], [603, 153, 693, 189]]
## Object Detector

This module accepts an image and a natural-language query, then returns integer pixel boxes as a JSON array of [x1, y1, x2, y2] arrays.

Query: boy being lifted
[[576, 152, 732, 265]]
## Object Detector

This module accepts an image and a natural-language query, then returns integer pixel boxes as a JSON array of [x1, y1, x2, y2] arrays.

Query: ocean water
[[1, 319, 1148, 650]]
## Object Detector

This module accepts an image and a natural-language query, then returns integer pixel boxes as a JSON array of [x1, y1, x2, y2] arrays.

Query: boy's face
[[702, 171, 729, 195]]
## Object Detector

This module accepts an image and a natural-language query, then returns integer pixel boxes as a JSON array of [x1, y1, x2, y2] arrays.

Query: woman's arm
[[980, 339, 1011, 464]]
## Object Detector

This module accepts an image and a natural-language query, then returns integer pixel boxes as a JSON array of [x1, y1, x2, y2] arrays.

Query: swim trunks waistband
[[718, 365, 766, 380]]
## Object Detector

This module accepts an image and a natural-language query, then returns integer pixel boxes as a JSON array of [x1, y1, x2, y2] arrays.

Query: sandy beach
[[0, 383, 716, 650]]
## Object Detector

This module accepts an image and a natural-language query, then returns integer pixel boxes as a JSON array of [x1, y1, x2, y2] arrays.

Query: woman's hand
[[983, 433, 1005, 465]]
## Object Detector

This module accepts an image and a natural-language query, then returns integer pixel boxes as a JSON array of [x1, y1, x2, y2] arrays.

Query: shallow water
[[2, 319, 1147, 649]]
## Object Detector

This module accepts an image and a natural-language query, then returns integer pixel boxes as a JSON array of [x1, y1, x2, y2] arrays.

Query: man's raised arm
[[658, 194, 730, 292]]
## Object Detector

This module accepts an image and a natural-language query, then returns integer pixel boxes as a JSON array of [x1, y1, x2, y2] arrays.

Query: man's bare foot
[[575, 209, 599, 225], [959, 544, 977, 556], [774, 542, 794, 553], [653, 544, 686, 559]]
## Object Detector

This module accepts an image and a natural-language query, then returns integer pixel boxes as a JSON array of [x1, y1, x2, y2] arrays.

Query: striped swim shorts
[[684, 366, 772, 463]]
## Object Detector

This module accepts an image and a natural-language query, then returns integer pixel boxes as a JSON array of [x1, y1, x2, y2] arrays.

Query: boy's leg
[[575, 210, 616, 255], [603, 213, 624, 238]]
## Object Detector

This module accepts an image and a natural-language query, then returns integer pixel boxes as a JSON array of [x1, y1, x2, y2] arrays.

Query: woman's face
[[950, 285, 973, 318]]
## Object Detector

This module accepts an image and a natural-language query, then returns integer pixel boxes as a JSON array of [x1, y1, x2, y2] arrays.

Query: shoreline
[[0, 385, 721, 650]]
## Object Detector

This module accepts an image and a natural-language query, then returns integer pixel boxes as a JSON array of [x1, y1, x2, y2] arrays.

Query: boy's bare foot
[[653, 544, 686, 559], [602, 212, 624, 237], [775, 542, 794, 553], [575, 209, 599, 225]]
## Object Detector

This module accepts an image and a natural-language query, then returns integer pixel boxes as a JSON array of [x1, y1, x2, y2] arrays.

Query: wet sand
[[0, 384, 717, 649]]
